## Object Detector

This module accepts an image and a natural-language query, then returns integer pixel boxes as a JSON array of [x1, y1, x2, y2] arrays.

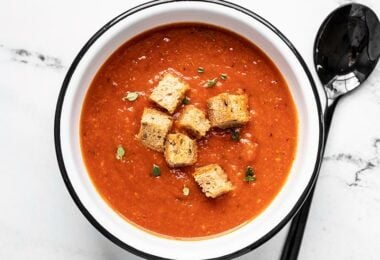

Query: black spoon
[[281, 4, 380, 260]]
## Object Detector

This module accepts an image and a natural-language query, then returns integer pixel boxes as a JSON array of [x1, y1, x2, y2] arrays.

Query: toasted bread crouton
[[137, 108, 173, 152], [177, 105, 211, 139], [164, 133, 197, 167], [193, 164, 233, 198], [207, 93, 250, 129], [149, 73, 189, 114]]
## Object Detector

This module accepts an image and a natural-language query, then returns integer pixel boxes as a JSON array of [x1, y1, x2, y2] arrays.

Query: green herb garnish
[[206, 78, 218, 88], [197, 67, 205, 73], [116, 145, 125, 160], [152, 164, 161, 177], [220, 73, 228, 80], [183, 185, 190, 196], [123, 91, 139, 101], [183, 96, 190, 105], [231, 129, 240, 142], [244, 166, 256, 182]]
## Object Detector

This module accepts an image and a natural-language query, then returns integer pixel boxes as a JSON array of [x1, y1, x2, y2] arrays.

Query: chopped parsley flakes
[[123, 91, 139, 101], [206, 78, 218, 88], [231, 129, 240, 142], [183, 185, 190, 196], [152, 164, 161, 177], [244, 166, 256, 183], [183, 96, 190, 105], [116, 145, 125, 160]]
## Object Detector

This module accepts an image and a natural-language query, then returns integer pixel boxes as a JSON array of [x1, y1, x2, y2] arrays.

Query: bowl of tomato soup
[[55, 1, 323, 259]]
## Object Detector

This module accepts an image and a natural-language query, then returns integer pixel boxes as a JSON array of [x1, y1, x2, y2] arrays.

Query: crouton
[[164, 133, 197, 167], [149, 73, 189, 114], [137, 108, 173, 152], [193, 164, 233, 198], [207, 93, 250, 129], [177, 105, 211, 139]]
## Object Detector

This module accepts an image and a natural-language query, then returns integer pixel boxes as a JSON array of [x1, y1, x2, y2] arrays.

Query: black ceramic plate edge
[[54, 0, 325, 259]]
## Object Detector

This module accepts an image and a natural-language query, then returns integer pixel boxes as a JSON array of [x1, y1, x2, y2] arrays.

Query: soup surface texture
[[80, 24, 298, 238]]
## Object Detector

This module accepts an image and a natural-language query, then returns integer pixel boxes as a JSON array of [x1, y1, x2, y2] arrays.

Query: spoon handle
[[280, 97, 338, 260]]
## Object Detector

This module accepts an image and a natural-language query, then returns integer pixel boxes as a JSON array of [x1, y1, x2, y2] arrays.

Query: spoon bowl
[[314, 3, 380, 101]]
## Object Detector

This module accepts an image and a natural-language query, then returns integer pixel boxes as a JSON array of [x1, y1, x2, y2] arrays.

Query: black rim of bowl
[[54, 0, 324, 259]]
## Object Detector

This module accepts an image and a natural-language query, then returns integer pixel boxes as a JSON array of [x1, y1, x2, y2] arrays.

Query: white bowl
[[55, 0, 324, 259]]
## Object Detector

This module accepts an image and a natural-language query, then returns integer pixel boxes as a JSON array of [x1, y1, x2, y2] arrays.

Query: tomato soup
[[80, 24, 298, 238]]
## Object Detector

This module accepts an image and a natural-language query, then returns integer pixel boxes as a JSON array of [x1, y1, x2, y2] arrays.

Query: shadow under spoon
[[281, 3, 380, 260]]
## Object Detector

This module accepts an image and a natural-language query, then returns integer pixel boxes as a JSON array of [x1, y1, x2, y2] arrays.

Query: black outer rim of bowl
[[54, 0, 325, 259]]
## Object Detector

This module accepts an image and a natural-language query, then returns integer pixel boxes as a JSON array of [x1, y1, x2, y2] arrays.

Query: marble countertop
[[1, 0, 379, 259]]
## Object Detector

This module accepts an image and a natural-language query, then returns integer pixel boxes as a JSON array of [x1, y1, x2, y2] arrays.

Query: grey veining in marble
[[0, 44, 64, 70], [324, 137, 380, 187]]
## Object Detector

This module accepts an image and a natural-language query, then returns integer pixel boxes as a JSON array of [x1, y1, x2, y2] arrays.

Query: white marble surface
[[1, 0, 379, 259]]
